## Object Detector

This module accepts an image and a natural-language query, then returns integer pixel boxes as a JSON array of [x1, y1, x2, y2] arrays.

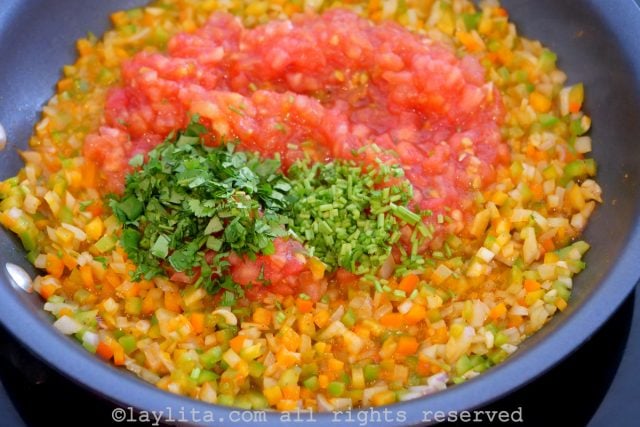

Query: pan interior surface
[[0, 0, 639, 425]]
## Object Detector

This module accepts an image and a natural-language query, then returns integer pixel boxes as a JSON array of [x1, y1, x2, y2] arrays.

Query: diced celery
[[74, 310, 98, 327], [151, 27, 170, 47], [303, 375, 318, 391], [239, 343, 263, 361], [571, 241, 590, 255], [561, 159, 597, 185], [233, 395, 253, 410], [82, 341, 97, 353], [19, 229, 38, 252], [94, 234, 117, 253], [461, 12, 481, 30], [327, 381, 346, 397], [126, 8, 143, 19], [469, 355, 489, 372], [215, 327, 236, 342], [510, 161, 523, 178], [539, 49, 557, 72], [341, 308, 357, 328], [511, 265, 523, 287], [488, 349, 508, 364], [247, 392, 269, 409], [200, 346, 223, 369], [566, 259, 586, 273], [494, 331, 509, 347], [363, 364, 380, 382], [452, 376, 466, 384], [248, 361, 265, 378], [118, 335, 137, 354], [26, 250, 39, 264], [570, 118, 586, 135], [539, 113, 559, 127], [217, 394, 234, 406], [455, 354, 473, 375], [497, 67, 510, 81], [197, 369, 218, 385]]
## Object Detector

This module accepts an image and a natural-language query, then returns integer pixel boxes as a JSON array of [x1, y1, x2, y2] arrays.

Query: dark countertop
[[588, 289, 640, 427]]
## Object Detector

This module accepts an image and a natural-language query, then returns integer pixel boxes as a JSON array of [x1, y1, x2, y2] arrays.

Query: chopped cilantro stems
[[287, 159, 420, 275], [110, 116, 291, 295], [112, 117, 430, 299]]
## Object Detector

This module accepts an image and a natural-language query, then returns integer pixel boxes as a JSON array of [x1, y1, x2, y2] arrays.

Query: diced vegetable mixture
[[0, 0, 602, 412]]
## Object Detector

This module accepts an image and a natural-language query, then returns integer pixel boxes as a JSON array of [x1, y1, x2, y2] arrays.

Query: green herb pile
[[110, 117, 292, 294]]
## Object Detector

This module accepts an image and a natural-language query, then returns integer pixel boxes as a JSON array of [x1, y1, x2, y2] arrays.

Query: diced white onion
[[212, 308, 238, 325], [476, 247, 495, 263], [484, 331, 495, 349], [362, 386, 388, 407], [427, 372, 449, 389], [222, 348, 241, 368], [136, 320, 151, 334], [511, 208, 532, 222], [61, 223, 87, 241], [510, 305, 529, 316], [406, 385, 438, 397], [43, 301, 75, 315], [397, 299, 413, 314], [317, 394, 335, 412], [7, 207, 23, 220], [82, 331, 100, 347], [570, 213, 585, 229], [34, 254, 48, 269], [102, 298, 119, 313], [342, 330, 365, 354], [400, 391, 427, 401], [522, 226, 540, 264], [501, 343, 518, 354], [331, 398, 352, 410], [76, 252, 93, 266], [548, 217, 569, 228], [317, 321, 347, 340], [557, 276, 573, 289], [53, 315, 83, 335], [116, 316, 130, 329], [574, 136, 592, 153]]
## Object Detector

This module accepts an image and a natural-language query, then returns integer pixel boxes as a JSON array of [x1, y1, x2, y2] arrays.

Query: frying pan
[[1, 0, 639, 425]]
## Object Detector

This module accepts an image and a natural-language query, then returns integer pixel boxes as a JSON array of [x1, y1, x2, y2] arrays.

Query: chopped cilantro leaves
[[111, 116, 291, 295]]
